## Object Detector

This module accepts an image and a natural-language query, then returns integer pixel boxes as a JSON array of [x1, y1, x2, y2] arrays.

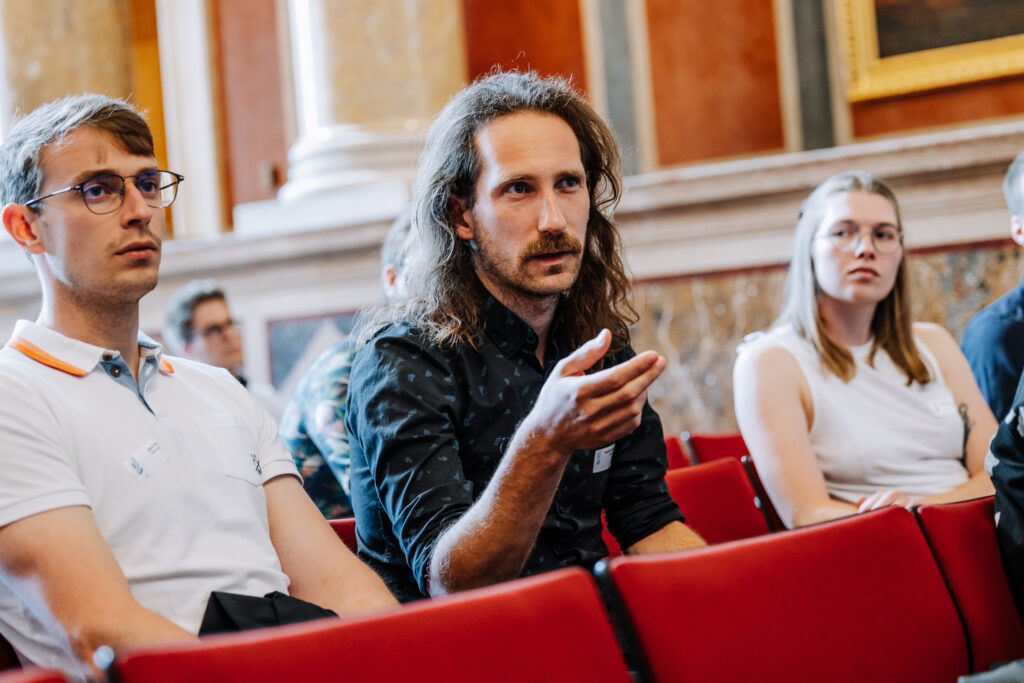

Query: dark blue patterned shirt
[[346, 294, 684, 602]]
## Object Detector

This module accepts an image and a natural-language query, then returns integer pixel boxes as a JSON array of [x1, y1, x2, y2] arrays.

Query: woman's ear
[[2, 204, 44, 254]]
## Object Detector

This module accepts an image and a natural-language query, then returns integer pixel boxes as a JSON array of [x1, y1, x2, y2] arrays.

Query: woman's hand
[[857, 490, 919, 512]]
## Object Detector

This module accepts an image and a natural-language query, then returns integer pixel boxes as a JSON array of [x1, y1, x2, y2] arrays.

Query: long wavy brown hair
[[363, 70, 637, 357], [778, 170, 930, 385]]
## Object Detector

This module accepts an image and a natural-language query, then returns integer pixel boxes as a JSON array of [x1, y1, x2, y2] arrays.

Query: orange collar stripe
[[159, 358, 174, 375], [6, 338, 88, 377]]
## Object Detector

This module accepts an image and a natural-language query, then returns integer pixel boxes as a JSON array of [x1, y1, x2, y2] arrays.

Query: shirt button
[[102, 352, 114, 361], [110, 366, 122, 377]]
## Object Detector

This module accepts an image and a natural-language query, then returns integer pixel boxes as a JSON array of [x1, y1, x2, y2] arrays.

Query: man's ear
[[1012, 215, 1024, 246], [449, 197, 475, 242], [2, 203, 44, 254]]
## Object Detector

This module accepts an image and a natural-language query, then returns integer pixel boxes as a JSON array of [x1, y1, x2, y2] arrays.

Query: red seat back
[[602, 459, 769, 556], [0, 669, 65, 683], [606, 507, 968, 682], [916, 496, 1024, 672], [682, 430, 749, 463], [113, 568, 632, 683], [664, 435, 689, 469], [328, 517, 358, 553]]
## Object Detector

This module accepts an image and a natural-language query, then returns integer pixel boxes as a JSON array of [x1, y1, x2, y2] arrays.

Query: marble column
[[279, 0, 467, 203], [0, 0, 132, 135]]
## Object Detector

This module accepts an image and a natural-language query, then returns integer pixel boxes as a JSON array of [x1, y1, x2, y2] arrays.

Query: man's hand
[[517, 329, 668, 459], [0, 506, 194, 678], [429, 331, 668, 596]]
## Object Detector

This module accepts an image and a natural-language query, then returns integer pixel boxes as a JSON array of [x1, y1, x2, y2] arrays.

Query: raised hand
[[518, 329, 668, 458]]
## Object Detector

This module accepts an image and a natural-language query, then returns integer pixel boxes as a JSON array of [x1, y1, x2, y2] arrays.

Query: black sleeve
[[961, 316, 1015, 422], [988, 369, 1024, 616], [346, 331, 474, 595], [601, 345, 685, 548]]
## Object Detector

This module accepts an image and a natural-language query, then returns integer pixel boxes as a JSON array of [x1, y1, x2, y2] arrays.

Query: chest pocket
[[195, 413, 262, 486]]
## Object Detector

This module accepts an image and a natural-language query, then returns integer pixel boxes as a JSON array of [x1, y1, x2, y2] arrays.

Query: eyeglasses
[[820, 222, 902, 254], [25, 170, 184, 215], [193, 318, 238, 341]]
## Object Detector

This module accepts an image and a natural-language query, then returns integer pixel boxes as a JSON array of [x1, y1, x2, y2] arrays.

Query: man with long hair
[[347, 71, 704, 603]]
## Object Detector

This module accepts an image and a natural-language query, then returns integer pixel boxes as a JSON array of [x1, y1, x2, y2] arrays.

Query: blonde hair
[[777, 170, 930, 385]]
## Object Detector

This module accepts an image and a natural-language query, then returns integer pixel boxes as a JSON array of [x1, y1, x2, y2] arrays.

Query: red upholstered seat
[[664, 435, 690, 469], [602, 458, 770, 556], [0, 669, 65, 683], [328, 517, 358, 553], [681, 429, 749, 463], [604, 507, 969, 682], [666, 459, 768, 543], [916, 496, 1024, 672], [112, 568, 632, 683]]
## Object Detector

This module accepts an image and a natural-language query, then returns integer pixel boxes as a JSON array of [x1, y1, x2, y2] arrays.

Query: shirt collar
[[481, 292, 565, 358], [5, 319, 174, 377]]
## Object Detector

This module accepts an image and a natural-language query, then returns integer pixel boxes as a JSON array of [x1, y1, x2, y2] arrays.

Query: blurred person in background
[[280, 212, 411, 519], [163, 279, 287, 420]]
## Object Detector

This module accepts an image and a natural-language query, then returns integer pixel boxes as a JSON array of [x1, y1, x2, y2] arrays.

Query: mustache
[[519, 233, 583, 260]]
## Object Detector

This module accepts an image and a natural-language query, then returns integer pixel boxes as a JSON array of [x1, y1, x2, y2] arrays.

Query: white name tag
[[125, 440, 165, 479], [593, 445, 615, 473]]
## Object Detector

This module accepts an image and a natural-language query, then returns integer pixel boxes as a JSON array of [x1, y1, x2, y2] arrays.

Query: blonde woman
[[733, 171, 996, 528]]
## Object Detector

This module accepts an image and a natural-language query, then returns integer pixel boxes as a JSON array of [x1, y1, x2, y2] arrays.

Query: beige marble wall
[[636, 242, 1024, 437], [0, 0, 132, 131], [316, 0, 466, 127]]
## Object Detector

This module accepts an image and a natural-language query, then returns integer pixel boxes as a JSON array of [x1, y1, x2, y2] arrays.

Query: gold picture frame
[[837, 0, 1024, 102]]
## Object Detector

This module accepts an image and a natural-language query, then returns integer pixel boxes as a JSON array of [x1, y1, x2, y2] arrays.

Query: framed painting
[[837, 0, 1024, 101]]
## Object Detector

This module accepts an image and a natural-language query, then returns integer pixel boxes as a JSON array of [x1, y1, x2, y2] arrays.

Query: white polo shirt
[[0, 320, 298, 676]]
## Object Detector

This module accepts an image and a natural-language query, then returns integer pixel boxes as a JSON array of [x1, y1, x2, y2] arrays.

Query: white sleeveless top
[[740, 325, 968, 503]]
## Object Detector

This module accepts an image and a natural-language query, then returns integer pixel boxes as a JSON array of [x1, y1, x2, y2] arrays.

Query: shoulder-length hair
[[362, 70, 637, 356], [777, 170, 930, 385]]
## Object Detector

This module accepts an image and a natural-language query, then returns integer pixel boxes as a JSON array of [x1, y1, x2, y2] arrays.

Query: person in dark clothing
[[346, 71, 704, 603], [962, 151, 1024, 422]]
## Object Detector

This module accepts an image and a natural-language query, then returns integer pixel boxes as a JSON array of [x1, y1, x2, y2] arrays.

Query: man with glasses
[[0, 94, 394, 679], [163, 279, 286, 420]]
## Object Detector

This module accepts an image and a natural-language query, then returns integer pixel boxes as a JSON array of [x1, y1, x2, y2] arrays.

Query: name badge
[[593, 445, 614, 473], [125, 440, 165, 479]]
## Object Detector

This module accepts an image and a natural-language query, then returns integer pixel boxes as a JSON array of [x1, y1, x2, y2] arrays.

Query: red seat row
[[602, 458, 770, 556], [600, 497, 1023, 681], [2, 498, 1019, 682]]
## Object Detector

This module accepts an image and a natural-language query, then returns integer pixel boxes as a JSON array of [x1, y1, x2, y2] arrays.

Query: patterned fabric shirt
[[279, 338, 356, 519], [346, 294, 684, 602]]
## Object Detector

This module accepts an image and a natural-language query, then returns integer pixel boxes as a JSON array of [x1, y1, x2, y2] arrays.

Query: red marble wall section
[[461, 0, 588, 92], [852, 76, 1024, 139], [645, 0, 785, 167], [210, 0, 289, 208]]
